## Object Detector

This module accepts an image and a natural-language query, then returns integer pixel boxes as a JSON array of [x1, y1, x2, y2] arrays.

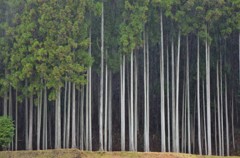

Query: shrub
[[0, 116, 14, 148]]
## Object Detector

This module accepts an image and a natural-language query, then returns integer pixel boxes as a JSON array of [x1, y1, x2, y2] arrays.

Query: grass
[[0, 149, 239, 158]]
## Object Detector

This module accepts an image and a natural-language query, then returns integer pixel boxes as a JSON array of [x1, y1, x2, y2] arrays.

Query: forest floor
[[0, 149, 239, 158]]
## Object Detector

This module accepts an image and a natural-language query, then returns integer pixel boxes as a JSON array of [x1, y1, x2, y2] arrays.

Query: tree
[[0, 116, 14, 149]]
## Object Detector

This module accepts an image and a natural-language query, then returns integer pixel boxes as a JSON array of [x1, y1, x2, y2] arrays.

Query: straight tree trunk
[[216, 63, 222, 156], [99, 2, 104, 151], [28, 95, 33, 150], [130, 50, 134, 151], [15, 90, 18, 150], [171, 39, 175, 152], [37, 89, 42, 150], [89, 27, 92, 151], [206, 38, 212, 155], [175, 31, 181, 153], [197, 36, 202, 155], [186, 36, 191, 154], [134, 52, 138, 151], [203, 80, 208, 155], [166, 42, 170, 152], [108, 71, 112, 151], [225, 75, 229, 156], [63, 81, 67, 148], [104, 52, 108, 151], [231, 93, 235, 150], [66, 82, 71, 148], [160, 10, 166, 152], [121, 54, 126, 151], [72, 83, 76, 148], [43, 85, 48, 150], [80, 86, 84, 150]]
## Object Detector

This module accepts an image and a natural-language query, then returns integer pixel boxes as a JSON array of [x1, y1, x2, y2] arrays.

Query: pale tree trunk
[[214, 99, 217, 155], [144, 31, 149, 152], [239, 33, 240, 83], [63, 81, 67, 148], [231, 93, 235, 150], [160, 11, 166, 152], [15, 90, 18, 150], [225, 75, 229, 156], [146, 34, 150, 151], [202, 80, 207, 155], [108, 71, 112, 151], [37, 88, 43, 150], [104, 51, 108, 151], [99, 2, 104, 151], [89, 27, 92, 151], [216, 63, 222, 156], [42, 85, 48, 150], [166, 42, 170, 152], [181, 78, 186, 152], [28, 94, 33, 150], [72, 83, 76, 148], [9, 87, 12, 118], [206, 38, 212, 155], [197, 36, 202, 155], [86, 84, 89, 150], [130, 50, 134, 151], [121, 54, 126, 151], [175, 31, 181, 152], [55, 87, 61, 149], [66, 82, 71, 148], [80, 86, 84, 150], [220, 57, 224, 155], [186, 36, 191, 154], [171, 39, 175, 152], [25, 82, 28, 150], [134, 52, 138, 151]]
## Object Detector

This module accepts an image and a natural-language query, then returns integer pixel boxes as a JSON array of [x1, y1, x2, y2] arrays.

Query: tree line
[[0, 0, 240, 156]]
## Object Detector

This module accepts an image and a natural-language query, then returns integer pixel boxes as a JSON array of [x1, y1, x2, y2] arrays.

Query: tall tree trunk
[[15, 90, 18, 150], [80, 86, 84, 150], [202, 80, 208, 155], [171, 38, 175, 152], [166, 42, 170, 152], [206, 37, 212, 155], [66, 82, 71, 148], [216, 63, 222, 156], [104, 51, 108, 151], [197, 35, 202, 155], [175, 31, 181, 153], [130, 50, 134, 151], [43, 85, 48, 150], [134, 52, 138, 151], [99, 2, 104, 151], [108, 71, 112, 151], [225, 75, 229, 156], [231, 93, 235, 150], [220, 56, 224, 155], [63, 81, 67, 148], [25, 87, 28, 149], [160, 10, 166, 152], [88, 26, 92, 151], [37, 89, 42, 150], [28, 95, 33, 150], [186, 36, 191, 154], [72, 83, 76, 148], [121, 54, 126, 151]]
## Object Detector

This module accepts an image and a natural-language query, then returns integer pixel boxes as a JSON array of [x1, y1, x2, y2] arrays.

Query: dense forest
[[0, 0, 240, 156]]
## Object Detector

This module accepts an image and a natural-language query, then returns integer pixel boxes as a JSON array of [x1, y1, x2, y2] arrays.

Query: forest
[[0, 0, 240, 156]]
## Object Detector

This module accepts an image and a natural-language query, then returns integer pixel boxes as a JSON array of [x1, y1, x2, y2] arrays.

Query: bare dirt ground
[[0, 149, 239, 158]]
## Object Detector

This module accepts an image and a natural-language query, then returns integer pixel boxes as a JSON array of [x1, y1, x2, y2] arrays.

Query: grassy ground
[[0, 149, 239, 158]]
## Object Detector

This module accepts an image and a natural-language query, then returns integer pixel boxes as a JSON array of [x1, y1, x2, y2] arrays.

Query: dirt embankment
[[0, 149, 239, 158]]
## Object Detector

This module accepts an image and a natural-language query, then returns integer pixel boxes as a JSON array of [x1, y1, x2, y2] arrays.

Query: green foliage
[[0, 116, 14, 148]]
